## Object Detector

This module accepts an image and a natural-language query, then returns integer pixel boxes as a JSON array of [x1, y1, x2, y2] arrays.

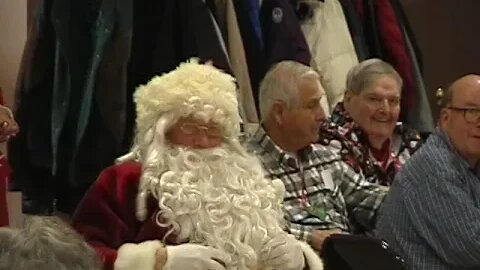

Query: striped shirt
[[248, 127, 386, 243], [376, 129, 480, 270]]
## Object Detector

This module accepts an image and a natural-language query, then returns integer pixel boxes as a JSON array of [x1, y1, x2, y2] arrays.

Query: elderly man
[[376, 74, 480, 269], [72, 60, 323, 270], [319, 59, 422, 185], [249, 60, 386, 252]]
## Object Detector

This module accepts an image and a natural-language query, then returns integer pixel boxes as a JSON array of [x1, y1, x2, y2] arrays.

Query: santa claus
[[72, 59, 323, 270]]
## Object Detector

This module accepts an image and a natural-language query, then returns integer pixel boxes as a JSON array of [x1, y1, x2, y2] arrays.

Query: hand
[[311, 229, 344, 252], [154, 246, 168, 270], [261, 233, 305, 270], [0, 106, 18, 142], [161, 244, 229, 270]]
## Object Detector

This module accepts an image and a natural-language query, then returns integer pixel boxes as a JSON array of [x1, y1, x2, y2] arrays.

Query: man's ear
[[343, 90, 353, 103], [439, 108, 450, 127], [271, 102, 286, 125]]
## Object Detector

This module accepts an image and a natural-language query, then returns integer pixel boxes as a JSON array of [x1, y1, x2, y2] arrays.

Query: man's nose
[[314, 107, 327, 121], [193, 134, 213, 149], [379, 99, 391, 112]]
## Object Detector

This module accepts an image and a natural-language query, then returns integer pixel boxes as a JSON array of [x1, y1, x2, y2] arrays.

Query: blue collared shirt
[[376, 129, 480, 270]]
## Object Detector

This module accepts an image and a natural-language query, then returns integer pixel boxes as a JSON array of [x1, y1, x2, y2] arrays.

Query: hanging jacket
[[338, 0, 369, 61], [390, 0, 433, 133], [389, 0, 423, 72], [210, 0, 259, 123], [301, 0, 359, 111], [10, 0, 134, 214], [260, 0, 312, 67], [400, 20, 434, 133], [11, 0, 232, 214], [233, 0, 267, 112]]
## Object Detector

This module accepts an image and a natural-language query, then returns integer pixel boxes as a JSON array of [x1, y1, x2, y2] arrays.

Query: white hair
[[259, 61, 319, 121], [0, 227, 17, 256], [346, 58, 403, 95], [0, 216, 101, 270]]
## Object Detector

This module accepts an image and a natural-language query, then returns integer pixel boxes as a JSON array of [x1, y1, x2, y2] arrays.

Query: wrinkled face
[[282, 78, 326, 148], [165, 117, 223, 149], [441, 86, 480, 165], [344, 75, 401, 142]]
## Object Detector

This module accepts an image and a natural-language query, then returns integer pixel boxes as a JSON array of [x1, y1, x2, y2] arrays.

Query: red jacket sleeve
[[71, 162, 144, 270], [0, 155, 9, 226]]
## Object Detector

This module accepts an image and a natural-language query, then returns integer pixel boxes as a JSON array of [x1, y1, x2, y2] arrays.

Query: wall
[[0, 0, 27, 228], [400, 0, 480, 120], [0, 0, 27, 107]]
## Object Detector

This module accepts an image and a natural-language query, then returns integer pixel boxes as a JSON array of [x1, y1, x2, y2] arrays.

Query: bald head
[[444, 74, 480, 107]]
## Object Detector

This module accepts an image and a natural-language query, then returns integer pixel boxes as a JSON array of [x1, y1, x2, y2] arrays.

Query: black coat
[[260, 0, 311, 67]]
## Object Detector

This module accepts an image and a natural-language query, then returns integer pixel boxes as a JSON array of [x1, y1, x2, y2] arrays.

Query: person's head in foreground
[[118, 59, 321, 270], [0, 216, 101, 270]]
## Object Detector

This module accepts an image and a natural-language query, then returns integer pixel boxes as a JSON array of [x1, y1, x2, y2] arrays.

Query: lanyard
[[299, 158, 329, 221], [298, 159, 310, 208]]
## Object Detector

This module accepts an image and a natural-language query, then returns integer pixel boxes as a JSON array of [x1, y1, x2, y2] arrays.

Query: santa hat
[[133, 58, 241, 140]]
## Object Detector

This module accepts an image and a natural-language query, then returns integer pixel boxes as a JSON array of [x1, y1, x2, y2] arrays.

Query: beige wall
[[400, 0, 480, 120], [0, 0, 27, 227], [0, 0, 27, 107]]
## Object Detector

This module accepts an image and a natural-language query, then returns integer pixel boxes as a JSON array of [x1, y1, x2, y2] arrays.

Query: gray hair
[[0, 227, 17, 269], [259, 61, 319, 121], [440, 74, 480, 108], [346, 58, 403, 95], [0, 216, 101, 270], [441, 85, 455, 108], [0, 227, 17, 252]]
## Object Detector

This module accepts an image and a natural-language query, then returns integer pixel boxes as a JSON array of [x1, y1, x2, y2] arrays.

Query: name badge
[[321, 169, 335, 190]]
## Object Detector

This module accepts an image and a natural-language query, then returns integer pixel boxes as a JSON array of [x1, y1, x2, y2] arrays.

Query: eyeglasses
[[447, 106, 480, 124], [180, 122, 223, 137]]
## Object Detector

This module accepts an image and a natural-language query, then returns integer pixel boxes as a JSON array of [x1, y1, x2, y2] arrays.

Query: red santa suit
[[72, 162, 176, 270]]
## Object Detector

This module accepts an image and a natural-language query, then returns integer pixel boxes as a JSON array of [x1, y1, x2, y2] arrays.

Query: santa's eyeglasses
[[180, 122, 222, 137]]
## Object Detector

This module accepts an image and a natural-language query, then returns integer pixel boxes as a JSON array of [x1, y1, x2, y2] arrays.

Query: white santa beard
[[143, 144, 285, 270]]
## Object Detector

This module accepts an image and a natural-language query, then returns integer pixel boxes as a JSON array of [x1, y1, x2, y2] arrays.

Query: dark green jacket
[[9, 0, 133, 209]]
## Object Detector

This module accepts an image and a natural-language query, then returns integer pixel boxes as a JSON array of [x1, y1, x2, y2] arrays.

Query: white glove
[[163, 244, 229, 270], [262, 234, 305, 270]]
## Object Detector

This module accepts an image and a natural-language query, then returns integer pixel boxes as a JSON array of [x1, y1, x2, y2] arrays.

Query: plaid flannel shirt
[[248, 127, 386, 243]]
